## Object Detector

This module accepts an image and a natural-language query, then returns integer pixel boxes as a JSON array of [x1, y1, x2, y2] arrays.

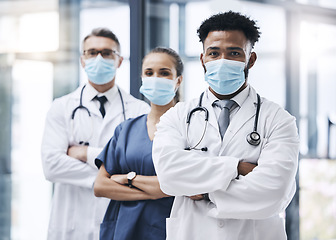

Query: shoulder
[[47, 87, 81, 116], [123, 114, 147, 125], [248, 86, 294, 121], [258, 96, 297, 137], [166, 98, 199, 116], [51, 87, 81, 107], [261, 97, 293, 120], [117, 87, 150, 109], [158, 98, 199, 128], [116, 114, 147, 131], [118, 88, 144, 103]]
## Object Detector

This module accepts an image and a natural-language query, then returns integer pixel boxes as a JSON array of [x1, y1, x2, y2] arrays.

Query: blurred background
[[0, 0, 335, 239]]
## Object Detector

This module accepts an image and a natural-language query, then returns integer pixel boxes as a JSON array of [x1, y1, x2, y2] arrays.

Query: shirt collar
[[85, 83, 118, 102], [232, 85, 250, 108], [206, 84, 250, 108]]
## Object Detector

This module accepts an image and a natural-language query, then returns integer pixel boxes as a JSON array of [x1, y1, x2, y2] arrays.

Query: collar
[[206, 85, 250, 108], [232, 85, 250, 108], [85, 83, 118, 102]]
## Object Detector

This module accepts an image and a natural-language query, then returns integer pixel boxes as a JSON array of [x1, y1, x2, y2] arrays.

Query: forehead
[[142, 53, 175, 69], [83, 36, 119, 50], [203, 30, 249, 50]]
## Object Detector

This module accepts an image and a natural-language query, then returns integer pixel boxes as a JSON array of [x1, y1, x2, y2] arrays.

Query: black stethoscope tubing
[[185, 92, 209, 151], [71, 84, 126, 145], [246, 93, 261, 146], [185, 92, 261, 152]]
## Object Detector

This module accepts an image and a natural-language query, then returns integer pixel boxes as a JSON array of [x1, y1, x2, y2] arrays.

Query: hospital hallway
[[1, 0, 336, 239]]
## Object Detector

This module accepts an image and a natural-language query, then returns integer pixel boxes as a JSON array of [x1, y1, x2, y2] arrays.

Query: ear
[[80, 55, 86, 68], [116, 56, 123, 68], [200, 53, 206, 72], [176, 75, 183, 88], [247, 52, 257, 69]]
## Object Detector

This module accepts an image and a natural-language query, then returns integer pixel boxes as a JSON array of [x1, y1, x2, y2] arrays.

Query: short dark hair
[[146, 47, 184, 77], [82, 28, 120, 50], [197, 11, 261, 49]]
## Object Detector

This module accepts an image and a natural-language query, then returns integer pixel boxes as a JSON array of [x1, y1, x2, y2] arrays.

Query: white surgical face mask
[[84, 54, 116, 85], [204, 58, 246, 95], [139, 77, 178, 106]]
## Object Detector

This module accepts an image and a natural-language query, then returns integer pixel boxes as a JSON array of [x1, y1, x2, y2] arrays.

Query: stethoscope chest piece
[[246, 131, 261, 146], [246, 93, 261, 146]]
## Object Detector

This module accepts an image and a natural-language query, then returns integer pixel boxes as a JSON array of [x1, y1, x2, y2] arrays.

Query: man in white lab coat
[[41, 28, 150, 240], [152, 11, 299, 240]]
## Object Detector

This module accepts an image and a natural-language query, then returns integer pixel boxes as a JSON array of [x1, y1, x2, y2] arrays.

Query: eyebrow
[[227, 47, 244, 51], [144, 67, 172, 71], [159, 68, 172, 71], [86, 48, 118, 52], [205, 46, 244, 52], [205, 46, 220, 52]]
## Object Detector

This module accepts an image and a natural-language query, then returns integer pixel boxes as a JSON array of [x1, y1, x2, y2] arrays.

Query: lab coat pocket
[[100, 220, 116, 240]]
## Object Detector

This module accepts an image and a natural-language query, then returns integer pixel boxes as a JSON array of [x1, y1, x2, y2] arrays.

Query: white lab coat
[[152, 86, 299, 240], [41, 84, 150, 240]]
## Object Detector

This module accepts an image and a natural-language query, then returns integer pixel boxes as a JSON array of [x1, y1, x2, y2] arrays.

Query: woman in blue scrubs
[[94, 47, 183, 240]]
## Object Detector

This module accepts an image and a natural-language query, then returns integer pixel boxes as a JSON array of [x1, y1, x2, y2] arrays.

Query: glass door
[[299, 14, 336, 239]]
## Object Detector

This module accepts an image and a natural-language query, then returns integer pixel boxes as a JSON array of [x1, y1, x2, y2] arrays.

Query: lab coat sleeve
[[95, 123, 122, 175], [153, 104, 240, 197], [41, 99, 97, 189], [87, 147, 103, 169], [208, 108, 299, 219]]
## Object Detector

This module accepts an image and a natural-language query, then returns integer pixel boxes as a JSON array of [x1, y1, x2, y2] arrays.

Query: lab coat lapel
[[77, 84, 103, 118], [185, 98, 220, 148], [221, 92, 258, 151], [203, 100, 221, 131], [70, 85, 101, 118], [103, 101, 124, 122], [86, 100, 102, 118]]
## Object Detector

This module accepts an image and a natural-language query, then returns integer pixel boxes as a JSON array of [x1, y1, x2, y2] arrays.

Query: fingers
[[188, 194, 204, 201]]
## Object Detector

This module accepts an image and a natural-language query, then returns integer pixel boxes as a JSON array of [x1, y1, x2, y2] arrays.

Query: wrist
[[82, 146, 88, 162]]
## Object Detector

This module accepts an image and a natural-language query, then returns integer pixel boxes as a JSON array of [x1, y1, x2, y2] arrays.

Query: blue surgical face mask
[[204, 58, 246, 95], [84, 54, 116, 85], [139, 77, 177, 106]]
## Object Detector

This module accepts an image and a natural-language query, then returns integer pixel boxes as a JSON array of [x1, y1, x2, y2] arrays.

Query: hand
[[188, 194, 205, 201], [237, 162, 257, 176], [110, 174, 128, 185], [67, 145, 88, 162]]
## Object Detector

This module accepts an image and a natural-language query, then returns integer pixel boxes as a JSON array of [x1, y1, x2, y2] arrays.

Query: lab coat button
[[217, 220, 224, 228]]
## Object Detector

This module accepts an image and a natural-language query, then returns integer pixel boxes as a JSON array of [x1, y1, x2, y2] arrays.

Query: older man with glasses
[[41, 28, 150, 240]]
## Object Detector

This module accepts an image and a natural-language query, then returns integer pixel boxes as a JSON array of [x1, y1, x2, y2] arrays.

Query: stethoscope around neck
[[184, 92, 261, 152], [70, 84, 126, 146]]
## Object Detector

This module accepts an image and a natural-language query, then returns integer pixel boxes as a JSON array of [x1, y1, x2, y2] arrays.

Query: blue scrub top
[[96, 114, 174, 240]]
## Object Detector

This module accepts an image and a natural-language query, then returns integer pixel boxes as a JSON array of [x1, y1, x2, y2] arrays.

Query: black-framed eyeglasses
[[83, 49, 120, 59]]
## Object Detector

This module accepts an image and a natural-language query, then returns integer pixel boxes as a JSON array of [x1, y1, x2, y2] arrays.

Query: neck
[[148, 101, 175, 123], [211, 82, 247, 100], [89, 79, 115, 93]]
